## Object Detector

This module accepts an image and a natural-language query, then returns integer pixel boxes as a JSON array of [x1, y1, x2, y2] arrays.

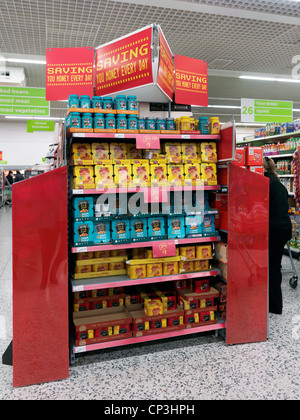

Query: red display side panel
[[12, 167, 69, 387], [226, 164, 269, 344]]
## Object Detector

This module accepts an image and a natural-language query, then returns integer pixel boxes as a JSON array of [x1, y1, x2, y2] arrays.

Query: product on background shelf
[[73, 166, 95, 189], [209, 117, 220, 135], [73, 197, 94, 220], [201, 142, 218, 163], [132, 162, 150, 186], [73, 220, 94, 246], [245, 147, 263, 166], [168, 164, 184, 186], [181, 143, 198, 162], [201, 163, 218, 185]]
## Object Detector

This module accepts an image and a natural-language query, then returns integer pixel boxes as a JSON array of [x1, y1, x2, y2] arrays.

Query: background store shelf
[[69, 132, 221, 140], [71, 268, 220, 292], [72, 185, 221, 195]]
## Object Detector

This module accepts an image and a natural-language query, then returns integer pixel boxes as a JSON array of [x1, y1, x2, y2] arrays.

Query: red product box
[[94, 326, 111, 337], [178, 295, 199, 310], [150, 319, 166, 329], [91, 289, 108, 298], [245, 147, 263, 166], [74, 302, 91, 312], [107, 297, 124, 308], [234, 147, 245, 166], [167, 316, 182, 327], [247, 166, 264, 175], [199, 311, 214, 322], [162, 291, 177, 311], [90, 300, 107, 310], [194, 279, 210, 294]]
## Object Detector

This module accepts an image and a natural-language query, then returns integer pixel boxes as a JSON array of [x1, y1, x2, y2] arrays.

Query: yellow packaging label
[[114, 164, 132, 187], [145, 321, 150, 330], [73, 166, 95, 188], [92, 263, 109, 272], [113, 325, 120, 335], [132, 163, 150, 186], [180, 246, 195, 259], [201, 163, 218, 185], [94, 164, 114, 189], [162, 261, 179, 275], [194, 313, 199, 323], [146, 263, 163, 278], [210, 311, 215, 321], [75, 265, 92, 274], [179, 261, 194, 272], [127, 264, 147, 279], [72, 143, 92, 160], [184, 163, 201, 186], [110, 143, 127, 160], [77, 252, 94, 261], [109, 262, 125, 270], [108, 326, 113, 336], [165, 142, 182, 163], [179, 316, 184, 325], [150, 164, 168, 186], [181, 143, 198, 161], [161, 319, 167, 328], [88, 330, 94, 339], [200, 142, 217, 163], [194, 260, 210, 271], [111, 249, 127, 257], [92, 142, 110, 161], [168, 164, 184, 186], [196, 245, 212, 259]]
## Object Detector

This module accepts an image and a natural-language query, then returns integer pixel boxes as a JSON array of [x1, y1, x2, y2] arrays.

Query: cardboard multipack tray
[[128, 303, 186, 337], [73, 293, 126, 311], [177, 286, 220, 302]]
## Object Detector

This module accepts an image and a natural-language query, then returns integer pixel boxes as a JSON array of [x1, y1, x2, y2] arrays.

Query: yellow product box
[[94, 164, 114, 189], [168, 164, 184, 186], [73, 166, 95, 189], [180, 246, 195, 260], [127, 264, 147, 279], [128, 256, 181, 265], [77, 252, 94, 261], [150, 163, 168, 186], [200, 142, 218, 163], [92, 142, 110, 161], [92, 263, 109, 273], [114, 163, 132, 187], [164, 143, 182, 163], [144, 300, 164, 316], [196, 244, 212, 259], [127, 144, 143, 159], [75, 265, 92, 274], [132, 162, 150, 187], [194, 260, 210, 271], [146, 263, 163, 278], [132, 248, 147, 259], [201, 163, 218, 185], [94, 250, 110, 258], [111, 249, 127, 258], [73, 269, 126, 279], [184, 163, 202, 186], [162, 261, 179, 275], [179, 261, 194, 273], [71, 143, 92, 162], [109, 262, 125, 271], [110, 143, 128, 160], [181, 143, 198, 162]]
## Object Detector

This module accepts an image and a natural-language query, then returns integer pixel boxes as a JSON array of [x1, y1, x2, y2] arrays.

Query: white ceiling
[[1, 0, 300, 121]]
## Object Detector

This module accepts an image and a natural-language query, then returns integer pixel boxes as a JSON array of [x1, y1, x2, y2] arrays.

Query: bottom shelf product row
[[73, 278, 227, 347]]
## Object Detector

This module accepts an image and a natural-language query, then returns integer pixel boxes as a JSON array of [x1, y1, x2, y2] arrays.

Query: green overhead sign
[[0, 86, 50, 117], [241, 98, 293, 123], [27, 120, 55, 133]]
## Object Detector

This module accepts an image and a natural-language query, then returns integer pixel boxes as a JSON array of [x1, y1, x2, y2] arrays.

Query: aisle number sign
[[241, 98, 293, 123], [0, 87, 49, 117]]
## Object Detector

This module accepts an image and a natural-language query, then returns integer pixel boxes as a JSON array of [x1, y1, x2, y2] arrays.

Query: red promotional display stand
[[9, 121, 269, 387]]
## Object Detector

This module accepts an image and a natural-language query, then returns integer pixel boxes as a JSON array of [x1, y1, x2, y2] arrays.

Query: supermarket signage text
[[241, 98, 293, 123], [27, 120, 55, 133], [46, 47, 94, 100], [95, 26, 153, 96], [174, 55, 208, 106], [156, 26, 174, 101], [0, 86, 49, 116]]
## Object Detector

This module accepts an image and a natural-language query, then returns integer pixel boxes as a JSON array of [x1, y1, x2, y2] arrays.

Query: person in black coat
[[5, 171, 14, 185], [263, 157, 292, 314], [14, 170, 24, 182]]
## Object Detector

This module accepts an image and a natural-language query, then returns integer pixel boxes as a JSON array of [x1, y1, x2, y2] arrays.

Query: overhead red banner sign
[[46, 47, 94, 101], [156, 26, 174, 101], [95, 25, 154, 96], [174, 54, 208, 106]]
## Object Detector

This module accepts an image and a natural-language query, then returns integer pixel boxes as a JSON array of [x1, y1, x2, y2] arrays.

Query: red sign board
[[136, 134, 160, 149], [156, 27, 174, 101], [46, 47, 94, 101], [152, 240, 176, 258], [174, 54, 208, 106], [95, 26, 154, 96]]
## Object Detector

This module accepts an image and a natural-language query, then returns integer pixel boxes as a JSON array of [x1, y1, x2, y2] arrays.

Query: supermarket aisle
[[1, 205, 300, 400]]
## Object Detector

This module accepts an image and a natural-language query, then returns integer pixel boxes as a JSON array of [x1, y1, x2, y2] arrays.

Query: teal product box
[[111, 219, 130, 242], [202, 215, 216, 234], [130, 218, 147, 240], [93, 220, 111, 244], [74, 221, 93, 246], [185, 215, 203, 235], [148, 217, 165, 237], [167, 216, 185, 239], [73, 197, 94, 219]]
